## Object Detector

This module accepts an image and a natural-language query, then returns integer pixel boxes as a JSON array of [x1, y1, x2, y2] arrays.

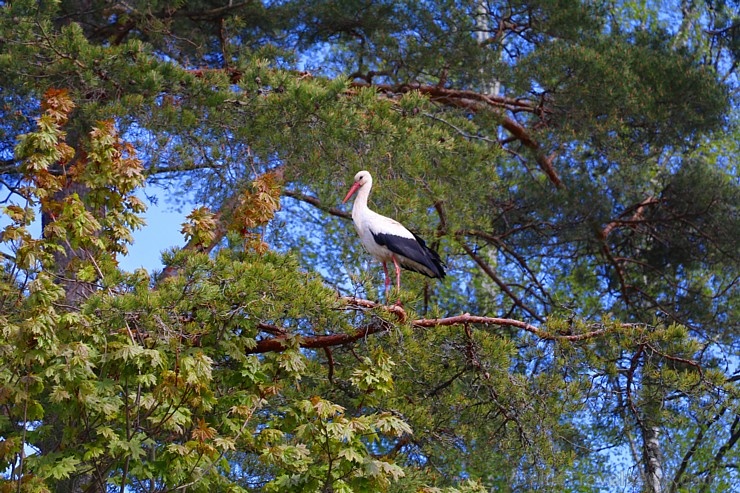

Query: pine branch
[[350, 80, 563, 188], [88, 2, 256, 46], [243, 296, 622, 355], [349, 81, 537, 113], [601, 196, 661, 238], [186, 68, 564, 188]]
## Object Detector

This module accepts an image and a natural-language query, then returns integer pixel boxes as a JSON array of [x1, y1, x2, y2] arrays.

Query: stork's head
[[342, 170, 373, 203]]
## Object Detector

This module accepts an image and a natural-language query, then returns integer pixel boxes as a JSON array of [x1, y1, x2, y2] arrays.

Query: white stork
[[342, 170, 445, 300]]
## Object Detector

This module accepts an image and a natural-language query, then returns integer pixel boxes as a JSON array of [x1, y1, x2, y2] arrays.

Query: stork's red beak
[[343, 182, 361, 204]]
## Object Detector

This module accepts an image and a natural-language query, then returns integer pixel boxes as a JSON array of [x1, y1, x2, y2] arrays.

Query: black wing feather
[[371, 231, 446, 278]]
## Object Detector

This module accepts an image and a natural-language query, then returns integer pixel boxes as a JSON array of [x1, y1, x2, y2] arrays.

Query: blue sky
[[117, 187, 190, 273], [0, 185, 189, 274]]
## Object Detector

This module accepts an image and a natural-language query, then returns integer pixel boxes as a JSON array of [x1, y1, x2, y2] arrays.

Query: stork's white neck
[[352, 178, 373, 217]]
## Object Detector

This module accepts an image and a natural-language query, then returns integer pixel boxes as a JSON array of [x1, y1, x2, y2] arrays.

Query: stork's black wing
[[371, 230, 446, 278]]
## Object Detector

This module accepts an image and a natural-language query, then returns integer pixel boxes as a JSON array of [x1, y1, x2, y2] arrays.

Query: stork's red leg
[[391, 255, 402, 304], [391, 255, 402, 291]]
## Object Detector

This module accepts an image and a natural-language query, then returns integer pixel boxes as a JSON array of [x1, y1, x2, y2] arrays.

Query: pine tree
[[1, 1, 738, 492]]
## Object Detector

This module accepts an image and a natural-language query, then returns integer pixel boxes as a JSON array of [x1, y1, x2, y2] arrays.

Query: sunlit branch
[[243, 296, 630, 355]]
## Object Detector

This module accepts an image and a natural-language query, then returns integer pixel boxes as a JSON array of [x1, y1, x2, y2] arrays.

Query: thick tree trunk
[[41, 179, 96, 306], [39, 144, 98, 492]]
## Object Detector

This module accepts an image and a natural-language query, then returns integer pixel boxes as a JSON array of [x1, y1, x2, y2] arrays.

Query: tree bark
[[642, 424, 665, 493]]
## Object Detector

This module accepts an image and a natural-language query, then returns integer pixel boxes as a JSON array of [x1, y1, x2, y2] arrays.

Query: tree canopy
[[1, 0, 739, 492]]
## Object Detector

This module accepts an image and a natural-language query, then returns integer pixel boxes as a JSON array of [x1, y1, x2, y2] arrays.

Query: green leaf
[[337, 447, 364, 464]]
